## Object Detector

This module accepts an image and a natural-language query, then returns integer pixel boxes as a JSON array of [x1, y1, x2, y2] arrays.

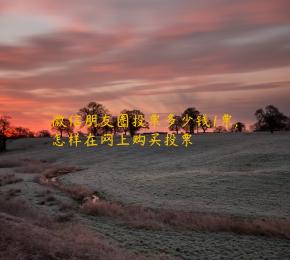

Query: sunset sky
[[0, 0, 290, 131]]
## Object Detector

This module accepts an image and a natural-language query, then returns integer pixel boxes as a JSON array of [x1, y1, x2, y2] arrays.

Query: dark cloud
[[0, 30, 128, 70]]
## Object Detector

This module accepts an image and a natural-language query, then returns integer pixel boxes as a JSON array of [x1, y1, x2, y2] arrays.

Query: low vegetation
[[0, 174, 23, 187], [0, 199, 143, 260]]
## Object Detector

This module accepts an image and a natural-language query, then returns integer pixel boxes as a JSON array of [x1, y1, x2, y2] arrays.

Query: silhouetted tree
[[122, 109, 149, 136], [101, 115, 115, 134], [169, 115, 183, 134], [111, 116, 122, 135], [182, 107, 200, 134], [231, 122, 246, 132], [285, 117, 290, 131], [201, 119, 213, 133], [37, 130, 51, 138], [77, 131, 86, 137], [11, 127, 34, 138], [214, 126, 227, 133], [51, 118, 73, 137], [0, 116, 11, 152], [255, 105, 288, 133], [78, 102, 108, 136]]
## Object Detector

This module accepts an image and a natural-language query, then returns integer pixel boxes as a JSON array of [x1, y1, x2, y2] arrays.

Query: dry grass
[[0, 174, 23, 186], [5, 188, 22, 200], [0, 198, 53, 226], [28, 161, 91, 202], [81, 200, 290, 240], [42, 166, 83, 178], [29, 159, 290, 240], [31, 162, 92, 201], [58, 202, 75, 212], [56, 183, 92, 201], [0, 159, 22, 168], [15, 159, 82, 176], [0, 199, 144, 260], [35, 176, 92, 201], [15, 161, 47, 173], [55, 212, 75, 223]]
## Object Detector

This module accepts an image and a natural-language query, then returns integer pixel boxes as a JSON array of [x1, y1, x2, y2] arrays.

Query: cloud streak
[[0, 0, 289, 130]]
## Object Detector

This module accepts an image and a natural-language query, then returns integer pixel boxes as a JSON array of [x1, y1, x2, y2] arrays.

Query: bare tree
[[285, 117, 290, 131], [78, 102, 108, 136], [255, 105, 288, 133], [121, 109, 149, 136], [214, 126, 227, 133], [231, 122, 246, 133], [201, 119, 213, 133], [11, 127, 34, 138], [0, 116, 11, 152], [37, 130, 51, 138], [169, 115, 183, 134], [52, 118, 73, 137], [111, 116, 122, 135], [182, 107, 200, 134]]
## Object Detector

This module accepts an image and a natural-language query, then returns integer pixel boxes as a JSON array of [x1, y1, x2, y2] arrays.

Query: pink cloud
[[0, 0, 290, 131]]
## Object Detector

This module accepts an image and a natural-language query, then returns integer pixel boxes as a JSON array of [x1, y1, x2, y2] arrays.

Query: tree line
[[50, 104, 243, 137], [1, 103, 289, 152]]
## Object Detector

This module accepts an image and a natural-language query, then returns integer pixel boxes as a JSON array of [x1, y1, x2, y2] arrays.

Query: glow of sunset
[[0, 0, 290, 132]]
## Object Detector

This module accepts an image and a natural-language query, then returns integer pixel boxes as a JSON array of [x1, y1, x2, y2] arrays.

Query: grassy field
[[0, 132, 290, 259]]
